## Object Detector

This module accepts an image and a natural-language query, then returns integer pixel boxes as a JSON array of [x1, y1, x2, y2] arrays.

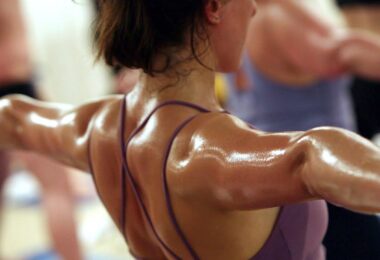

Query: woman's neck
[[126, 54, 222, 127], [134, 55, 220, 105]]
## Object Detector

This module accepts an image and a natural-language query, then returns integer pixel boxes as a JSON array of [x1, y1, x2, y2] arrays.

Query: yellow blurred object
[[215, 73, 228, 107]]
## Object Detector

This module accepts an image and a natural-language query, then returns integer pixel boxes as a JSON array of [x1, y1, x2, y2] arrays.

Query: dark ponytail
[[95, 0, 207, 75]]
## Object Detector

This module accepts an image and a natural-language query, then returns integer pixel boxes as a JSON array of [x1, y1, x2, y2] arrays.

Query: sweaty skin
[[2, 90, 380, 258], [1, 0, 380, 258]]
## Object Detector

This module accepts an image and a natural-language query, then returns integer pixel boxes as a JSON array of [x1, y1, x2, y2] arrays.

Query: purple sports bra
[[90, 95, 329, 259]]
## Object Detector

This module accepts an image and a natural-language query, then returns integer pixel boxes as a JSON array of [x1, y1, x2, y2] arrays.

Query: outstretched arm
[[174, 113, 380, 214], [0, 94, 120, 171]]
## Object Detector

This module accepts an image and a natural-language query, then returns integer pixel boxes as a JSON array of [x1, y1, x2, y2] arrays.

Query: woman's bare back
[[88, 96, 281, 259]]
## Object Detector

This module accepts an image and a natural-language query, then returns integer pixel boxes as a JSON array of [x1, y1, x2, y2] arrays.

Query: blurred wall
[[20, 0, 112, 104]]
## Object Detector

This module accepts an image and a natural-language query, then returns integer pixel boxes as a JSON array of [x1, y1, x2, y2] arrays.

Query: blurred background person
[[0, 0, 83, 259], [226, 0, 380, 259], [337, 0, 380, 140]]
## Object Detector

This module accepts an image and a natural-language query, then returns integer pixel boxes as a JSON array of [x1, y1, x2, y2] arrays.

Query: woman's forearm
[[300, 127, 380, 213], [0, 94, 118, 171], [0, 94, 71, 152]]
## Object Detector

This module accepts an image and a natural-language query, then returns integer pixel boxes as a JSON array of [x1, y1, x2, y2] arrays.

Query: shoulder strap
[[162, 114, 203, 260], [119, 94, 129, 239], [87, 120, 95, 176], [87, 108, 103, 197], [119, 98, 222, 259]]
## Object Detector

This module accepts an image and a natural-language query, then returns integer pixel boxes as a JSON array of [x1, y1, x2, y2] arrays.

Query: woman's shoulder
[[83, 95, 125, 134], [171, 111, 254, 151], [166, 112, 261, 196], [186, 112, 260, 146]]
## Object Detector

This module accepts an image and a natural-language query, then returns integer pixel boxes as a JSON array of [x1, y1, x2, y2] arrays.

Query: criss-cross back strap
[[162, 115, 203, 259], [119, 96, 225, 259]]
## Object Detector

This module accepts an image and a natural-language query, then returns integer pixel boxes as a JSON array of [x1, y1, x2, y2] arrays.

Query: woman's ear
[[205, 0, 223, 25]]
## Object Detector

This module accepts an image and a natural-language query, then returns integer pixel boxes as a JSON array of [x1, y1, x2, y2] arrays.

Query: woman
[[2, 0, 380, 258]]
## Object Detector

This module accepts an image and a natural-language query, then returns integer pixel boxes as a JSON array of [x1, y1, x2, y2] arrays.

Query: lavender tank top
[[90, 96, 329, 259], [226, 54, 356, 132]]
